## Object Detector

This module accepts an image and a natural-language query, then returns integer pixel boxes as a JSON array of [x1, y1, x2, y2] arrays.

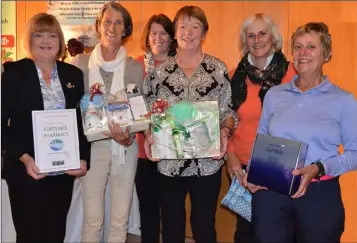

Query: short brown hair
[[23, 13, 66, 60], [95, 2, 133, 40], [140, 14, 176, 55], [173, 6, 209, 34], [291, 22, 332, 62]]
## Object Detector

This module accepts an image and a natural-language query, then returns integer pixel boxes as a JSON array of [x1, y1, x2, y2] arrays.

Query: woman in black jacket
[[1, 13, 90, 243]]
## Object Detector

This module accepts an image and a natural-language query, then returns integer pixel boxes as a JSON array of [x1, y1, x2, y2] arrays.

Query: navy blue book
[[247, 134, 308, 195]]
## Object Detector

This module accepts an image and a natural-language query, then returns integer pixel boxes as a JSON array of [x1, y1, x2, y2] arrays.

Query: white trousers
[[1, 180, 17, 242], [64, 179, 141, 243], [81, 140, 138, 243]]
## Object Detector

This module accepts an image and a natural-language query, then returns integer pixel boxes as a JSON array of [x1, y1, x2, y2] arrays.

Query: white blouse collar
[[248, 52, 274, 70]]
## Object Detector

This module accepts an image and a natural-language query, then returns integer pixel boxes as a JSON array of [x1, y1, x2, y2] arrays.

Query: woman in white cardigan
[[70, 2, 143, 242]]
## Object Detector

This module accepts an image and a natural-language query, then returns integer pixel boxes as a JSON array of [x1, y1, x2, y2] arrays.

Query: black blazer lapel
[[24, 59, 44, 111], [57, 61, 77, 109]]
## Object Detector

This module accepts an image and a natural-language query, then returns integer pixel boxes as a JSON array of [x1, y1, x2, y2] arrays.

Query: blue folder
[[247, 134, 308, 195]]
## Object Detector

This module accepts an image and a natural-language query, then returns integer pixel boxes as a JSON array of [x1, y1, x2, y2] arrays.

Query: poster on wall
[[47, 1, 108, 48], [1, 1, 17, 63]]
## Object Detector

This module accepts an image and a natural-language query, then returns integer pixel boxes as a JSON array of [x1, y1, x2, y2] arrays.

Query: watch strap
[[312, 161, 326, 180]]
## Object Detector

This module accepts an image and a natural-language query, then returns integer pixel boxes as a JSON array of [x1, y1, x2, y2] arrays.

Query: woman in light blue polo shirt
[[245, 22, 357, 243]]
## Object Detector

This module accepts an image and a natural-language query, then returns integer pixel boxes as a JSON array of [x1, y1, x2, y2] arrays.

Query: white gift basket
[[80, 83, 150, 142]]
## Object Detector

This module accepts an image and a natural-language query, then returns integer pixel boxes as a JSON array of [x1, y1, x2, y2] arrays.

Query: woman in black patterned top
[[143, 5, 237, 243]]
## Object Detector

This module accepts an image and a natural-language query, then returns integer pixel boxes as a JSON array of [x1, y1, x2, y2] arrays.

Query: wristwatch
[[312, 161, 326, 181]]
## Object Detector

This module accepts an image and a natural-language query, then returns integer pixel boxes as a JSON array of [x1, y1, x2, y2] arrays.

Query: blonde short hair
[[240, 13, 283, 55], [291, 22, 332, 62], [23, 13, 66, 60]]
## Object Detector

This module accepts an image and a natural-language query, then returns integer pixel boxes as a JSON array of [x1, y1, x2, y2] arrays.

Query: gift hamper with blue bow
[[80, 83, 150, 142]]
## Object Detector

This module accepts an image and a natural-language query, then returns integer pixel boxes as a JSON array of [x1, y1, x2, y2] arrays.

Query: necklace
[[175, 53, 205, 71], [42, 73, 51, 78]]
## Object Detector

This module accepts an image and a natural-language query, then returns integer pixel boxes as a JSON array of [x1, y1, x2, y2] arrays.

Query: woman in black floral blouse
[[143, 5, 237, 243]]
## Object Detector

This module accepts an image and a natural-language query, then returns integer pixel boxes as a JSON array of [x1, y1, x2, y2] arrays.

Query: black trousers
[[234, 214, 256, 243], [159, 169, 222, 243], [251, 178, 345, 243], [6, 172, 74, 243], [135, 158, 161, 243]]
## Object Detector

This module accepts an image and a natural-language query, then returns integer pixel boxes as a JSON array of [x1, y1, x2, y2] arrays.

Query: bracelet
[[123, 138, 134, 147], [221, 125, 233, 137]]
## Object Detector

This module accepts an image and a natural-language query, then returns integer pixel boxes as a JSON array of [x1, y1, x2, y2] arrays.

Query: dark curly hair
[[67, 38, 84, 57]]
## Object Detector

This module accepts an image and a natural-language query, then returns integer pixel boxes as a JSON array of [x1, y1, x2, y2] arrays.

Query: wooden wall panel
[[14, 1, 357, 242], [120, 1, 143, 58], [16, 1, 26, 59]]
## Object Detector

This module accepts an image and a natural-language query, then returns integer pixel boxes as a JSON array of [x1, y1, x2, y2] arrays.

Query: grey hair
[[239, 13, 283, 55]]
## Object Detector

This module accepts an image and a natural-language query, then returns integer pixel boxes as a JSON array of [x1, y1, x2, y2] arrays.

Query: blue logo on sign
[[49, 139, 64, 151]]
